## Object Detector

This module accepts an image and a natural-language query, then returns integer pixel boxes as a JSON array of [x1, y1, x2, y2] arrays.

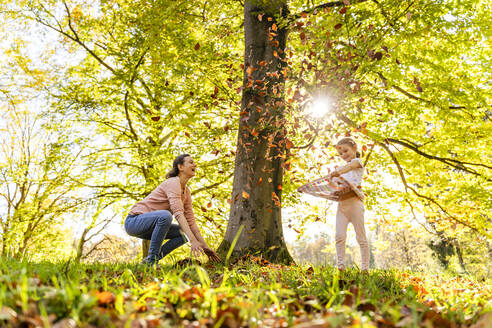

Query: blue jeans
[[124, 210, 187, 263]]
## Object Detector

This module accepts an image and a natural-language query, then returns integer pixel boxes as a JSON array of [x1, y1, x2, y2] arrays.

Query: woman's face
[[179, 156, 197, 178], [336, 144, 356, 162]]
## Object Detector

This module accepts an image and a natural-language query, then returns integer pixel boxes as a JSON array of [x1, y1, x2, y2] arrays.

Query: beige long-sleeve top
[[128, 177, 197, 231]]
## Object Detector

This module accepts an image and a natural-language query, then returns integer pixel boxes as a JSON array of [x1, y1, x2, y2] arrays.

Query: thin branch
[[386, 138, 492, 174], [291, 0, 369, 21], [191, 173, 234, 195]]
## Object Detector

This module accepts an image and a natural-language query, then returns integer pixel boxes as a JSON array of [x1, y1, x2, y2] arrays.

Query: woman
[[124, 154, 221, 266]]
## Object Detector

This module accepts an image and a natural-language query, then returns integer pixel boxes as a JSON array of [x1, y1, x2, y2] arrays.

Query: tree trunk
[[218, 1, 293, 264], [74, 227, 89, 263], [142, 240, 150, 259], [453, 240, 468, 274]]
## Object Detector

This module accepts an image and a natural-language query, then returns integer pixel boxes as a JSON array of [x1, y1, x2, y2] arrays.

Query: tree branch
[[292, 0, 369, 21], [378, 142, 481, 233]]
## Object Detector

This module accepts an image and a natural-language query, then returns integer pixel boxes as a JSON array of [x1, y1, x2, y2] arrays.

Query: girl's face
[[179, 156, 197, 178], [336, 144, 357, 162]]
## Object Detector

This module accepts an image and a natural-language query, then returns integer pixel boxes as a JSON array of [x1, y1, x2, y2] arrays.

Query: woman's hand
[[190, 241, 205, 258], [203, 247, 222, 263]]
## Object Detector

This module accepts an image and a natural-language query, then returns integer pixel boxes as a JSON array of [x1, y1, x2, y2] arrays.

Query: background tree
[[0, 106, 83, 259]]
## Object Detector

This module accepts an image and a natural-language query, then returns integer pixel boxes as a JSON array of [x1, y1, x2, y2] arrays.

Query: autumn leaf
[[194, 43, 200, 50], [257, 177, 263, 185], [151, 116, 160, 121], [339, 7, 347, 14], [94, 291, 115, 305], [242, 191, 250, 199], [334, 23, 343, 29], [343, 0, 350, 5], [271, 23, 277, 31]]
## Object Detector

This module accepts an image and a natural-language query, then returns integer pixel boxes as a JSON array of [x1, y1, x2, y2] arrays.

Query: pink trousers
[[335, 197, 369, 270]]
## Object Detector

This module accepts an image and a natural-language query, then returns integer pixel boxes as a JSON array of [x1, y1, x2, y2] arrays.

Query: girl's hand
[[329, 170, 340, 178]]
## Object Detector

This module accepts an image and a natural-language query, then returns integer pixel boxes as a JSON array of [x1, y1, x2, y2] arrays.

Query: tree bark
[[218, 1, 293, 264]]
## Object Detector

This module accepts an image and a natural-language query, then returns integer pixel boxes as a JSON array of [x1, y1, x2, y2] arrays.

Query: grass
[[0, 256, 490, 327]]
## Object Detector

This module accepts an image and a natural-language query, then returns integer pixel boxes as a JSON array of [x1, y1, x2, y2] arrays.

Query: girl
[[329, 137, 369, 271], [124, 154, 221, 266]]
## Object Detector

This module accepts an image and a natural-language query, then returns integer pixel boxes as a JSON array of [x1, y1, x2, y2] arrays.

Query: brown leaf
[[94, 291, 115, 305], [356, 302, 376, 312], [300, 32, 306, 40], [339, 7, 347, 14], [194, 43, 200, 50], [258, 13, 263, 21], [216, 307, 240, 328], [343, 0, 350, 5], [334, 23, 343, 30], [257, 177, 263, 185], [151, 116, 160, 121], [285, 139, 294, 150], [242, 191, 250, 199]]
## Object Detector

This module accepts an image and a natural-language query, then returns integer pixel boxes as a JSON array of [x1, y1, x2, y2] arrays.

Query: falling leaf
[[407, 12, 412, 20], [334, 23, 343, 29], [285, 139, 294, 150], [300, 32, 306, 40], [242, 191, 250, 199], [339, 7, 347, 14], [343, 0, 350, 5], [258, 13, 263, 21], [185, 132, 191, 138], [200, 206, 207, 212], [151, 116, 160, 121], [194, 43, 200, 50], [259, 60, 267, 66], [271, 23, 277, 31], [207, 202, 212, 208], [246, 66, 254, 76], [257, 177, 263, 185]]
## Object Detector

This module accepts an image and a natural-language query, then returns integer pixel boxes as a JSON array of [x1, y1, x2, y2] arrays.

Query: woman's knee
[[156, 210, 172, 225]]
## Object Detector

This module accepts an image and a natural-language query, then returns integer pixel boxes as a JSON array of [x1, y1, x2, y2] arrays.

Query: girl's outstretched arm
[[330, 159, 362, 177]]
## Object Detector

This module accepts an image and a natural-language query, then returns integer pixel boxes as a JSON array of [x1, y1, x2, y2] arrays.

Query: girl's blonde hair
[[336, 137, 360, 158]]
